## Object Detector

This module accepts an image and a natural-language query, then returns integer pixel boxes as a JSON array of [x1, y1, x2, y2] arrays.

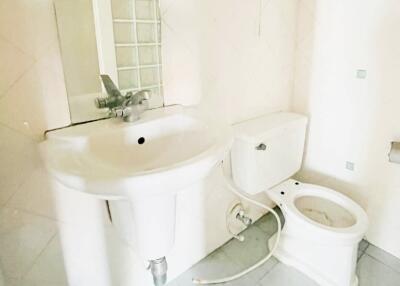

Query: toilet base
[[268, 233, 359, 286]]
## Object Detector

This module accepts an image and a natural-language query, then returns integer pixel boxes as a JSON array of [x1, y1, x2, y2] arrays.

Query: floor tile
[[5, 278, 66, 286], [258, 263, 318, 286], [358, 239, 369, 260], [364, 244, 400, 274], [359, 240, 369, 253], [220, 224, 278, 282], [221, 226, 270, 265], [170, 212, 400, 286], [171, 212, 282, 286], [3, 278, 19, 286], [253, 208, 284, 235], [357, 254, 400, 286], [239, 257, 278, 284], [166, 280, 180, 286], [170, 249, 253, 286]]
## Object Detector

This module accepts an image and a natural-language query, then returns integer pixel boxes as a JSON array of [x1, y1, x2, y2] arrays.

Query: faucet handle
[[100, 74, 122, 98]]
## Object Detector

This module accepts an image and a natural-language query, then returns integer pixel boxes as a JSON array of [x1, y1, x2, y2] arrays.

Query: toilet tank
[[231, 112, 308, 194]]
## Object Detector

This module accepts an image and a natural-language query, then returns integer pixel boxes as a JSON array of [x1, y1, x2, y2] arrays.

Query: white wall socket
[[345, 161, 355, 171]]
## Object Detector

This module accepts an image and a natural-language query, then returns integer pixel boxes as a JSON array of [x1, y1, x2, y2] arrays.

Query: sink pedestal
[[129, 194, 176, 260], [41, 106, 232, 286]]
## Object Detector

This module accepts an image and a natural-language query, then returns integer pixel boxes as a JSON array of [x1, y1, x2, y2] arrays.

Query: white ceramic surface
[[41, 105, 232, 201], [231, 112, 308, 194], [230, 111, 368, 286], [41, 105, 232, 260], [0, 0, 299, 283], [293, 0, 400, 259]]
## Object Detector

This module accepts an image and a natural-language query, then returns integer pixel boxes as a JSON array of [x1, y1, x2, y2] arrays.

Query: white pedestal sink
[[41, 105, 232, 265]]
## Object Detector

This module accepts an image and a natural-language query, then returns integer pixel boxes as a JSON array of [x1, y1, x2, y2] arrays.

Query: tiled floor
[[169, 209, 400, 286]]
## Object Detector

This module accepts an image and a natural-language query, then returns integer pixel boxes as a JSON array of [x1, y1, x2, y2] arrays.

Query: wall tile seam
[[294, 2, 317, 49], [1, 177, 36, 210], [161, 24, 197, 58], [0, 2, 59, 60], [0, 58, 37, 102], [0, 47, 57, 104], [0, 122, 41, 146], [289, 0, 303, 112], [0, 44, 70, 137], [2, 203, 59, 223], [0, 206, 58, 224], [0, 35, 62, 101], [0, 143, 41, 209], [0, 33, 34, 61]]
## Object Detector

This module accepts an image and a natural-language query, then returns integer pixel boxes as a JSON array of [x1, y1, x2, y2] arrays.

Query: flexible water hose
[[192, 172, 282, 285]]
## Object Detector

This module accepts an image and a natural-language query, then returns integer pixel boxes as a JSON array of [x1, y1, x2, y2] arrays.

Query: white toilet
[[231, 112, 368, 286]]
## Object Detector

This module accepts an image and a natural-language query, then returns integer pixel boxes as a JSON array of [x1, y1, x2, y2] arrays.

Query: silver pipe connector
[[236, 210, 253, 227], [149, 257, 168, 286]]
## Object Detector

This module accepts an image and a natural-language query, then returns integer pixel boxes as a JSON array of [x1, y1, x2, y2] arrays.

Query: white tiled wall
[[0, 0, 70, 284], [292, 0, 400, 259], [1, 0, 299, 285], [9, 0, 400, 285], [162, 0, 298, 124]]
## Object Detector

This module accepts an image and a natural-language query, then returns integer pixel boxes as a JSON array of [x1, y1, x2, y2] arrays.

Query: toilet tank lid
[[233, 112, 308, 143]]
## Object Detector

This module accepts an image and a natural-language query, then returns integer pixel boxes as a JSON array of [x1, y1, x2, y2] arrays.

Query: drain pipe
[[149, 257, 168, 286]]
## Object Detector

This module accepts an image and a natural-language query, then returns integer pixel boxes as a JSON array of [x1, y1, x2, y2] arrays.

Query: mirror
[[54, 0, 163, 123]]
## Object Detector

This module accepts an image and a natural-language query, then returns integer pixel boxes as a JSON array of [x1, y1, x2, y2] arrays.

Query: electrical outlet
[[356, 69, 367, 79], [345, 161, 355, 171]]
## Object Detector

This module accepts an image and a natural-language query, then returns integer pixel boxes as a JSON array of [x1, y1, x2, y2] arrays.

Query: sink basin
[[41, 105, 232, 261], [41, 105, 232, 200]]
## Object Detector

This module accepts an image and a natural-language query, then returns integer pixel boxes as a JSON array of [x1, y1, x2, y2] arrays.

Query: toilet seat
[[267, 179, 369, 244]]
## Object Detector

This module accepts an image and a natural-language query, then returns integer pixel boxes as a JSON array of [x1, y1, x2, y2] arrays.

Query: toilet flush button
[[255, 143, 267, 150]]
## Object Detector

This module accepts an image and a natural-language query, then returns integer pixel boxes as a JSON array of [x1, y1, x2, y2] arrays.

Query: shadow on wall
[[292, 0, 400, 258]]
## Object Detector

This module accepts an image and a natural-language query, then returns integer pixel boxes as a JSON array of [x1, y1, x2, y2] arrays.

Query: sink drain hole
[[138, 137, 145, 144]]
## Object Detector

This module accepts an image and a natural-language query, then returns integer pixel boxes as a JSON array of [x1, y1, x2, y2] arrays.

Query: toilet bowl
[[230, 112, 369, 286], [266, 179, 368, 286]]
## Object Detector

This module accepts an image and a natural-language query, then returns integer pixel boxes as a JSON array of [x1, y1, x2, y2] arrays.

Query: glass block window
[[110, 0, 163, 107]]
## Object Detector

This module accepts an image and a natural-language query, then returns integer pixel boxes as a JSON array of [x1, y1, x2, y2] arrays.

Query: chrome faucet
[[95, 74, 151, 122]]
